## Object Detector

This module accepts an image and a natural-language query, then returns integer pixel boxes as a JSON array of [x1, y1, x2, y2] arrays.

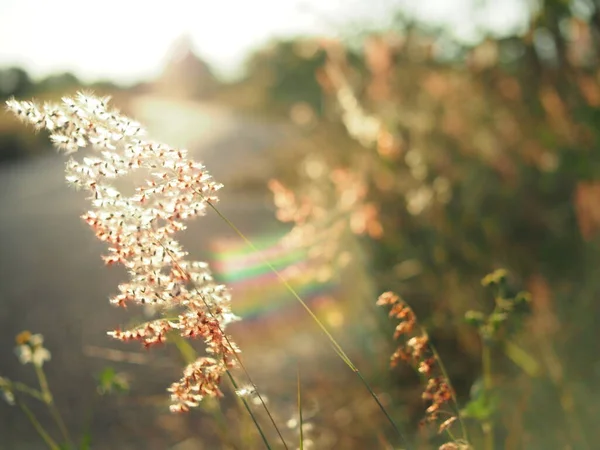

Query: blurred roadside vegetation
[[218, 1, 600, 448]]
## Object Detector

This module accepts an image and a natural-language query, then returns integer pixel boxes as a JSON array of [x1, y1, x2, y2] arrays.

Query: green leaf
[[461, 395, 496, 422], [79, 429, 92, 450], [481, 269, 507, 287], [461, 379, 498, 422], [503, 340, 541, 377], [168, 332, 197, 364], [514, 291, 532, 305], [489, 312, 509, 332], [96, 367, 129, 395], [464, 310, 485, 327]]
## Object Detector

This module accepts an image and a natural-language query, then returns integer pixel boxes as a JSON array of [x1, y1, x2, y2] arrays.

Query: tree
[[0, 67, 33, 99]]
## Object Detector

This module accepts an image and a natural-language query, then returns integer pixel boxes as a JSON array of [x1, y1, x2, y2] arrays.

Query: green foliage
[[36, 72, 81, 94], [78, 425, 92, 450], [461, 379, 498, 423], [242, 39, 363, 115], [465, 270, 531, 343], [256, 1, 600, 446], [96, 367, 129, 395], [0, 67, 33, 100]]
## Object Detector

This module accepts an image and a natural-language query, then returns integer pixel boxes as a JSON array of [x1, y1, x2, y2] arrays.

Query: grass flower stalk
[[203, 199, 411, 448], [4, 94, 275, 438], [17, 400, 61, 450]]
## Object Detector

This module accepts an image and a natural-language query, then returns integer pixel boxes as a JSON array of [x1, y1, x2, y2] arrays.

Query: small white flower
[[0, 377, 15, 406], [15, 344, 33, 365], [235, 386, 256, 397], [222, 312, 241, 326], [0, 389, 15, 406], [29, 334, 44, 347], [14, 336, 51, 367], [32, 347, 51, 367]]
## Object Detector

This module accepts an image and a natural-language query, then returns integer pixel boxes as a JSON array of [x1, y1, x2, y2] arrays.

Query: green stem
[[297, 367, 304, 450], [158, 240, 289, 450], [209, 399, 243, 450], [481, 342, 494, 450], [6, 380, 45, 402], [226, 370, 273, 450], [224, 341, 289, 450], [35, 365, 73, 448], [427, 336, 470, 442], [205, 199, 411, 447], [169, 333, 247, 450], [18, 400, 60, 450]]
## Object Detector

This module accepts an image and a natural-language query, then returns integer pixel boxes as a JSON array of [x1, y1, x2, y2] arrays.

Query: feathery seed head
[[6, 92, 239, 412]]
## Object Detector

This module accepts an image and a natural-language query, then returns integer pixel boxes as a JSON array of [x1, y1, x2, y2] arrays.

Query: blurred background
[[1, 0, 600, 449]]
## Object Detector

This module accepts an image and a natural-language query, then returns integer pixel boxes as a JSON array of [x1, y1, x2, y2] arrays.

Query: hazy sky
[[0, 0, 529, 84]]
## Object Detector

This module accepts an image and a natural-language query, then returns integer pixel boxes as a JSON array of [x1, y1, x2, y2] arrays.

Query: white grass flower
[[0, 377, 15, 406], [6, 92, 240, 412]]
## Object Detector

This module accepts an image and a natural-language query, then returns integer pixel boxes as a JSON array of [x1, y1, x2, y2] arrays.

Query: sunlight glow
[[0, 0, 524, 84], [0, 0, 334, 83]]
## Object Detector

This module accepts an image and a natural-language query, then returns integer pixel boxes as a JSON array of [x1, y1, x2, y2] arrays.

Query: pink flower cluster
[[6, 92, 240, 412]]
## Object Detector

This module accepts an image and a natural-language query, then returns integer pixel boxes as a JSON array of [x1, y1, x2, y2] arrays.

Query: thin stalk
[[211, 398, 243, 449], [158, 240, 289, 450], [170, 333, 250, 450], [221, 335, 289, 450], [17, 399, 60, 450], [212, 400, 243, 450], [35, 365, 73, 448], [206, 200, 353, 366], [297, 367, 304, 450], [481, 343, 494, 450], [170, 331, 199, 365], [79, 396, 97, 450], [204, 199, 411, 448], [426, 335, 470, 442], [5, 380, 45, 402], [226, 370, 273, 450]]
